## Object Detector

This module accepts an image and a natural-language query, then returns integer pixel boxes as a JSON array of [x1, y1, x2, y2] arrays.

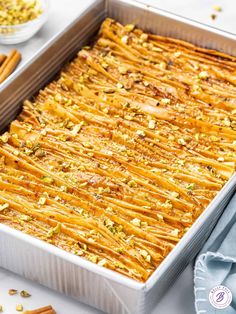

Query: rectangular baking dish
[[0, 1, 236, 313]]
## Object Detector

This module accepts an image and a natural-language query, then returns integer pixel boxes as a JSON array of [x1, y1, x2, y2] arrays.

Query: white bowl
[[0, 0, 49, 45]]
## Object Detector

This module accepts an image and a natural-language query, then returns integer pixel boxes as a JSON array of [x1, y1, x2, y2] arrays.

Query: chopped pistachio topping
[[47, 223, 61, 238], [42, 176, 54, 184], [88, 255, 98, 263], [114, 261, 125, 269], [20, 215, 32, 222], [116, 247, 124, 253], [0, 203, 9, 211], [140, 249, 148, 258], [60, 185, 68, 192], [118, 66, 128, 74], [121, 35, 128, 44], [127, 180, 137, 188], [198, 71, 209, 79], [162, 200, 173, 210], [186, 183, 195, 190], [159, 62, 167, 70], [152, 47, 163, 52], [0, 133, 9, 143], [171, 192, 179, 198], [148, 120, 156, 130], [98, 258, 107, 266], [178, 138, 186, 146], [38, 196, 47, 205], [71, 122, 84, 136], [140, 33, 148, 42], [124, 24, 135, 32], [116, 82, 123, 89], [161, 98, 171, 105], [170, 229, 179, 237], [182, 212, 192, 222], [136, 130, 146, 138], [131, 218, 141, 227], [157, 214, 164, 221]]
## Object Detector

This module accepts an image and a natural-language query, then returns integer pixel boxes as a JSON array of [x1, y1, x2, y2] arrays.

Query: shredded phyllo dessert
[[0, 18, 235, 282]]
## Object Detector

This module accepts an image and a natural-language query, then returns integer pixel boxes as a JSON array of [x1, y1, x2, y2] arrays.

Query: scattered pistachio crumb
[[20, 290, 31, 298], [16, 304, 23, 312], [213, 5, 222, 12], [8, 289, 17, 295], [211, 14, 217, 20]]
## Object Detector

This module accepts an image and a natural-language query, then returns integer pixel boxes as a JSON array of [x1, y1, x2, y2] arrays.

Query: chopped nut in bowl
[[0, 0, 49, 44]]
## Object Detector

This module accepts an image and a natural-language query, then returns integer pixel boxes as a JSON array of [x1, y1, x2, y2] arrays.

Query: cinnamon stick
[[23, 305, 56, 314], [0, 49, 21, 83], [0, 54, 6, 66]]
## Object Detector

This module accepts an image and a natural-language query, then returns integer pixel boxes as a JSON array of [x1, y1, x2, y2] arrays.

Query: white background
[[0, 0, 235, 313]]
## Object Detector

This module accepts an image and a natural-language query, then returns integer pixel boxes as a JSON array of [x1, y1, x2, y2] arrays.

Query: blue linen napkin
[[194, 193, 236, 314]]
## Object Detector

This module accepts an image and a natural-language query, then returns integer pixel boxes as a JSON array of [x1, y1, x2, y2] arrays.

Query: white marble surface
[[0, 0, 235, 313], [139, 0, 236, 34]]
